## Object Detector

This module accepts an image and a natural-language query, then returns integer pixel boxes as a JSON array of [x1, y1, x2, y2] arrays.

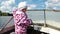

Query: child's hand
[[27, 19, 33, 25]]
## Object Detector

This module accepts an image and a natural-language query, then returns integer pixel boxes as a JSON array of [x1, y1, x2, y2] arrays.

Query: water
[[0, 11, 60, 29], [0, 16, 14, 29]]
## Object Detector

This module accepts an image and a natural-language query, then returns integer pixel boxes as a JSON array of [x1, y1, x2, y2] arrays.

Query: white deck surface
[[40, 27, 60, 34]]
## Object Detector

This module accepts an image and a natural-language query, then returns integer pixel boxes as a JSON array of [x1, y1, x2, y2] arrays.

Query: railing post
[[44, 9, 46, 27]]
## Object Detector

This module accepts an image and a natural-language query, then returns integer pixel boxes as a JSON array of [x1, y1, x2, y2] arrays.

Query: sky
[[0, 0, 60, 13]]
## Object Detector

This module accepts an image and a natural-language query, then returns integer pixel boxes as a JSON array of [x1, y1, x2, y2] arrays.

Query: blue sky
[[15, 0, 47, 9], [0, 0, 60, 13]]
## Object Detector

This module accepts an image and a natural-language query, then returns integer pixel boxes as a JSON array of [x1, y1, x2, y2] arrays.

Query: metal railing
[[27, 9, 60, 27]]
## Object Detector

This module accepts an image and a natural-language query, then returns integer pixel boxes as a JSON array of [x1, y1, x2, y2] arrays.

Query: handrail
[[27, 9, 60, 12], [44, 10, 46, 27], [0, 16, 13, 32]]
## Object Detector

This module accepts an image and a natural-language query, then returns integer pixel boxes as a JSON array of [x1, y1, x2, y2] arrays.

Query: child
[[13, 1, 33, 34]]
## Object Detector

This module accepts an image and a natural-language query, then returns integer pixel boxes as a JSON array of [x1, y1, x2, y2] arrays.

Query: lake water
[[0, 11, 60, 29]]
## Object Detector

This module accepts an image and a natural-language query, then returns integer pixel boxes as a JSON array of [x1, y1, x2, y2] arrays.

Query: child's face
[[22, 8, 27, 12]]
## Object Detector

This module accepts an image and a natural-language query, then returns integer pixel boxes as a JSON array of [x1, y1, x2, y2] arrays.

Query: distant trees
[[0, 10, 13, 16], [0, 10, 2, 16], [7, 13, 13, 16], [1, 13, 8, 16]]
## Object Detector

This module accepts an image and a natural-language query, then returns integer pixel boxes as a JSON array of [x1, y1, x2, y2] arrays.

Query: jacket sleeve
[[17, 13, 33, 26]]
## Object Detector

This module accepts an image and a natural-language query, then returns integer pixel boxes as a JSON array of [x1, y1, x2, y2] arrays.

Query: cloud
[[28, 4, 37, 9], [0, 0, 15, 13], [1, 0, 15, 6], [45, 0, 60, 10]]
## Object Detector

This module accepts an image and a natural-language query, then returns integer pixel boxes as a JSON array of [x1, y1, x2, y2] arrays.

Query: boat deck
[[0, 25, 49, 34]]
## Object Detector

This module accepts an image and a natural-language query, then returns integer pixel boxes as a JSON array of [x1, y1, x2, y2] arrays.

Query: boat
[[0, 9, 60, 34]]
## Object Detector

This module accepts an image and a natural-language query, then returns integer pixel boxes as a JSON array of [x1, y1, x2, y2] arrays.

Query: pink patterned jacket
[[13, 8, 32, 34]]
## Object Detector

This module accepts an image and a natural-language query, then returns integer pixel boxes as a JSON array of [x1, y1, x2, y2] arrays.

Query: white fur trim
[[16, 10, 23, 14]]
